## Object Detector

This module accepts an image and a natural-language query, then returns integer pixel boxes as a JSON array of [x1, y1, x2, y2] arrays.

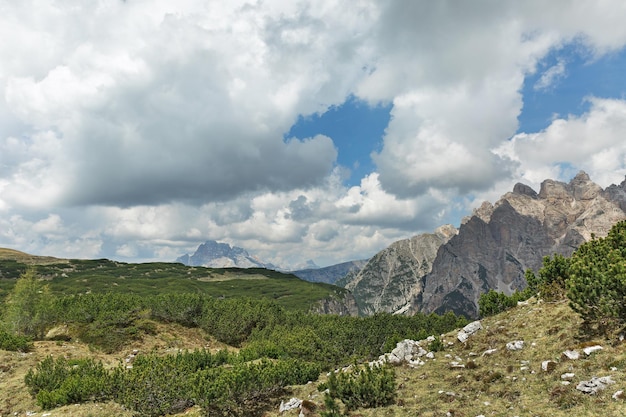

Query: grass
[[266, 298, 626, 417], [0, 253, 349, 312], [2, 297, 624, 416]]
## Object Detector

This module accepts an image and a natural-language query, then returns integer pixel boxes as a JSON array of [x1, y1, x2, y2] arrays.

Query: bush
[[320, 364, 396, 411], [24, 356, 111, 409], [0, 328, 32, 351], [567, 220, 626, 333]]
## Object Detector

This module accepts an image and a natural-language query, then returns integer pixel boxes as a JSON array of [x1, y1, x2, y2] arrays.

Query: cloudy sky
[[2, 1, 626, 268]]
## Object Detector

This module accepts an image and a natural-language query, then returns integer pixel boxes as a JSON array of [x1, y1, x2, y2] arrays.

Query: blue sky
[[2, 1, 626, 268], [287, 96, 392, 186]]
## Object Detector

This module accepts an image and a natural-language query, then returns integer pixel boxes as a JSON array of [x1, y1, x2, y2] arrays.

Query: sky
[[2, 1, 626, 269]]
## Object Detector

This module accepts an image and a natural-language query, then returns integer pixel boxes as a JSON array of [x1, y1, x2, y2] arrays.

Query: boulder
[[279, 398, 301, 413], [458, 321, 482, 343], [576, 376, 615, 394], [506, 341, 524, 351]]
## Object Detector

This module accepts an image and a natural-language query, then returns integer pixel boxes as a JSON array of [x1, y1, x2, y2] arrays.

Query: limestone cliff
[[344, 224, 457, 315], [343, 172, 626, 318]]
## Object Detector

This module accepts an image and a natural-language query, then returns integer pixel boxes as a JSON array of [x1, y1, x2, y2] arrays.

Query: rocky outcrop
[[310, 292, 359, 316], [342, 172, 626, 318], [344, 225, 457, 315]]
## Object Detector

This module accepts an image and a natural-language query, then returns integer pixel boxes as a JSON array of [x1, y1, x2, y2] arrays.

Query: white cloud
[[498, 97, 626, 188], [2, 1, 626, 267], [534, 58, 567, 91]]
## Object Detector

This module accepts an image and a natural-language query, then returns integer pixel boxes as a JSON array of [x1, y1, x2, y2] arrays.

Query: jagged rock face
[[344, 225, 457, 315], [344, 172, 626, 319], [176, 240, 269, 268], [310, 292, 359, 316]]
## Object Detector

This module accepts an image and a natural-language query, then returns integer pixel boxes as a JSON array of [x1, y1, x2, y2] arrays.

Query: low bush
[[0, 327, 32, 351], [320, 364, 396, 411]]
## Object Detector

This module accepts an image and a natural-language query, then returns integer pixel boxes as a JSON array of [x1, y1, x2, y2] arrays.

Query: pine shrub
[[567, 220, 626, 333], [322, 364, 396, 411]]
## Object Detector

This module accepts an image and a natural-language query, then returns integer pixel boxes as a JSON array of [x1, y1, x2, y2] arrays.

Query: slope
[[268, 298, 626, 417]]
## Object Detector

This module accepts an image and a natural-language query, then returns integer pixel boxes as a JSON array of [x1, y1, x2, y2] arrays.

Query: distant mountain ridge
[[342, 171, 626, 318], [176, 240, 276, 269], [292, 259, 369, 284]]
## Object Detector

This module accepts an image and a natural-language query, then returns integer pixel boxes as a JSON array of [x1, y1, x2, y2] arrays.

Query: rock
[[613, 390, 625, 400], [44, 325, 71, 341], [561, 373, 576, 380], [582, 345, 603, 356], [506, 340, 524, 351], [562, 350, 580, 360], [340, 172, 626, 319], [458, 321, 482, 343], [343, 225, 457, 315], [482, 348, 497, 356], [542, 360, 557, 372], [576, 376, 615, 394], [279, 398, 301, 412]]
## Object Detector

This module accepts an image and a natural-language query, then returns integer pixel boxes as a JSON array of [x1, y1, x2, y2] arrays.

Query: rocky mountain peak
[[512, 182, 538, 199], [176, 240, 271, 269], [342, 173, 626, 318]]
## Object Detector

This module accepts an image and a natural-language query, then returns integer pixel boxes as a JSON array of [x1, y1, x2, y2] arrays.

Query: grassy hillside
[[0, 251, 348, 312], [1, 296, 624, 416], [269, 298, 626, 417]]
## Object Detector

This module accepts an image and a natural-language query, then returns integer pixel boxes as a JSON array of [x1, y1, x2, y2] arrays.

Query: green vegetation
[[568, 220, 626, 333], [24, 350, 321, 417], [319, 364, 396, 413], [0, 260, 467, 416], [0, 258, 347, 312], [1, 268, 55, 339], [0, 327, 32, 351]]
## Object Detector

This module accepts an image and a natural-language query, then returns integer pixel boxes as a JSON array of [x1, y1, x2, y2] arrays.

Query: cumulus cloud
[[497, 97, 626, 188], [2, 1, 626, 267]]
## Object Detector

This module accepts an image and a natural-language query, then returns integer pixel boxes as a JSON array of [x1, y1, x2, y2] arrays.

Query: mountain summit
[[176, 240, 273, 269], [342, 171, 626, 318]]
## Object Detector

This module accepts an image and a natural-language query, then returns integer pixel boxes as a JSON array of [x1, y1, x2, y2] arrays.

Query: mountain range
[[176, 240, 276, 269], [344, 171, 626, 318], [177, 172, 626, 319]]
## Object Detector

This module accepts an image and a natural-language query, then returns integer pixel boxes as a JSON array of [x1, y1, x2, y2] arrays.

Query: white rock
[[562, 350, 580, 360], [583, 345, 603, 356], [542, 360, 557, 372], [279, 398, 302, 412], [426, 352, 435, 359], [482, 348, 497, 356], [561, 381, 571, 385], [458, 321, 482, 343], [561, 373, 575, 380], [576, 376, 615, 394], [613, 390, 624, 400], [506, 340, 524, 351]]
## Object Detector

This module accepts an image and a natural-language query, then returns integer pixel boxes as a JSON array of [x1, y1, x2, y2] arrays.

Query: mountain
[[176, 240, 275, 269], [344, 225, 457, 315], [342, 171, 626, 318], [291, 259, 368, 284]]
